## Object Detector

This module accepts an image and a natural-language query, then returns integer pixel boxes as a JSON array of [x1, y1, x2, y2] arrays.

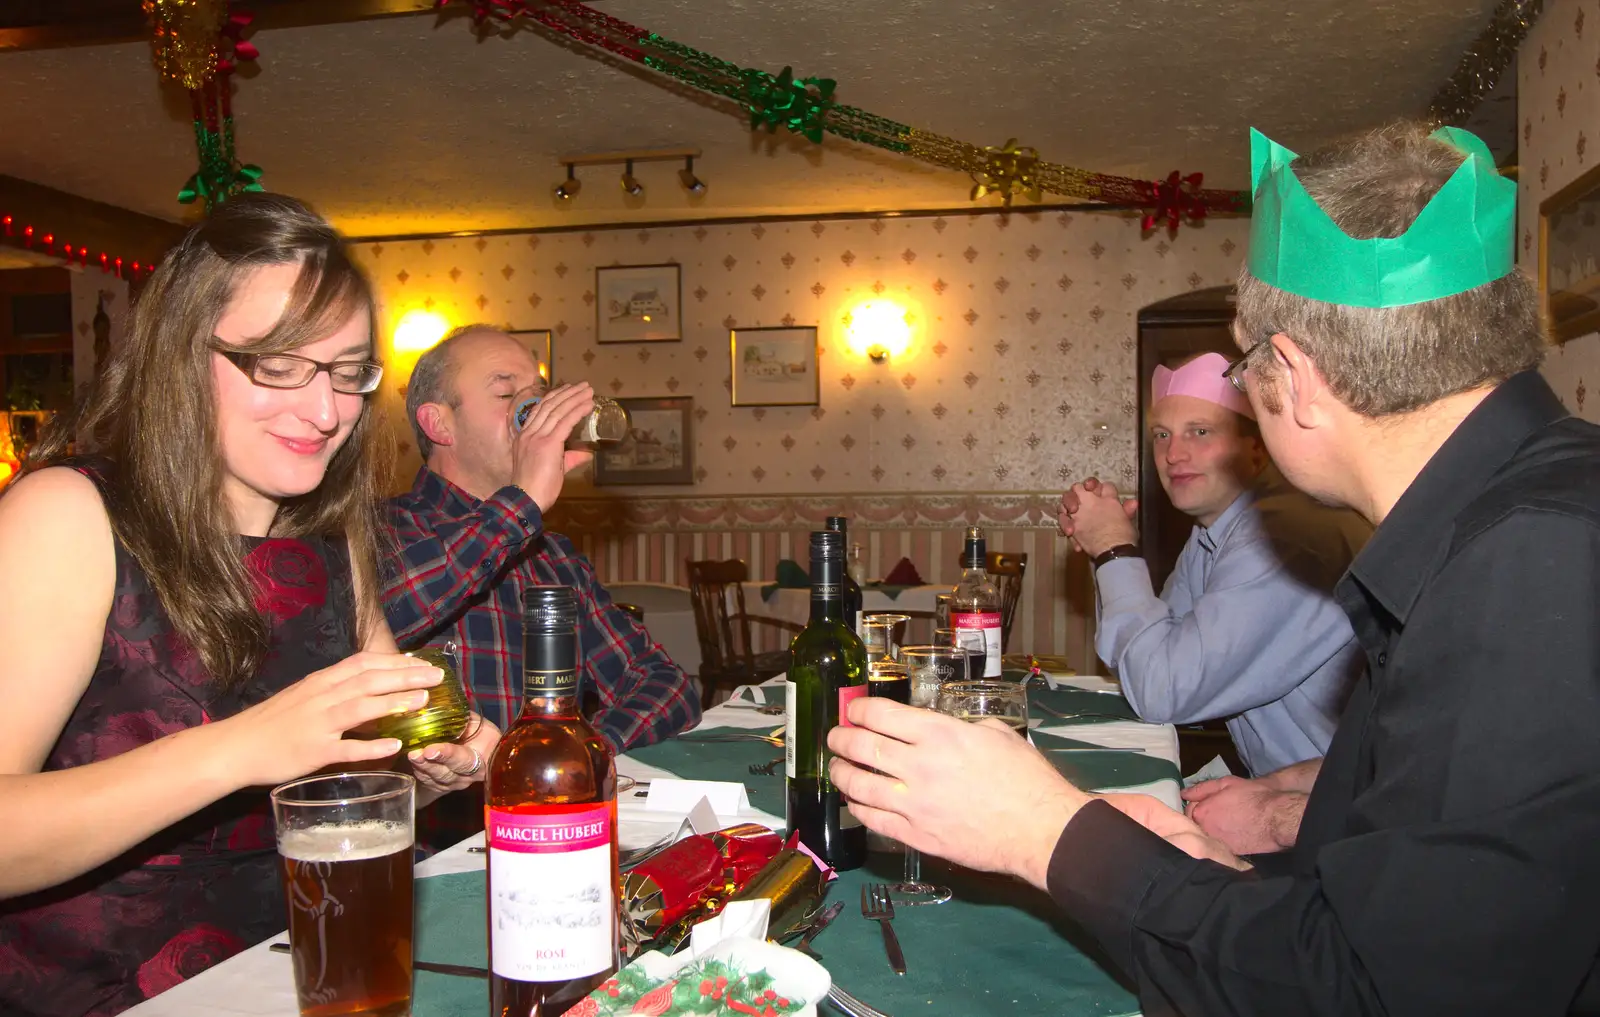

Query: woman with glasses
[[0, 193, 499, 1017]]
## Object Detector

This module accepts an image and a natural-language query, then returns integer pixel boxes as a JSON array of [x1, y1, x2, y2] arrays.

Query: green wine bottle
[[785, 529, 869, 871]]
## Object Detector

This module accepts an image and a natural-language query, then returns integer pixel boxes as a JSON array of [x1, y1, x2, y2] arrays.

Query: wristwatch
[[1092, 544, 1142, 570]]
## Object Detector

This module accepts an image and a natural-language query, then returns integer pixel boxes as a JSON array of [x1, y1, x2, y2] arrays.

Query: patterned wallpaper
[[1521, 0, 1600, 423], [353, 210, 1251, 500]]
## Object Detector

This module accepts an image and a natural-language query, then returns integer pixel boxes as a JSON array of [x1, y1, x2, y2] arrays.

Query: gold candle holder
[[371, 643, 472, 753]]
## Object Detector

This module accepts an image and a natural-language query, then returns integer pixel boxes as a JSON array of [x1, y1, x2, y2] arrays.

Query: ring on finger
[[461, 747, 483, 777]]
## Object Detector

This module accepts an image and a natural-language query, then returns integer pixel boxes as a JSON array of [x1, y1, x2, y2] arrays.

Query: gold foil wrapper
[[729, 846, 829, 943]]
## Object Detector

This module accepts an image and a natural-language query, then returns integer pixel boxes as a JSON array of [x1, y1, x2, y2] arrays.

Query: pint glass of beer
[[271, 772, 416, 1017]]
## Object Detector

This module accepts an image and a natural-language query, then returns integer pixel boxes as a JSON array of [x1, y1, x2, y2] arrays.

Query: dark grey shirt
[[1050, 372, 1600, 1016]]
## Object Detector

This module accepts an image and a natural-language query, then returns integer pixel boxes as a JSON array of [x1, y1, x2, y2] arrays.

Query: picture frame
[[594, 264, 683, 343], [1539, 161, 1600, 343], [508, 328, 553, 385], [730, 326, 820, 407], [594, 396, 694, 486]]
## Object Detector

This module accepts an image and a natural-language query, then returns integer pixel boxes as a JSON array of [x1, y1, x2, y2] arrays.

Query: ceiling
[[0, 0, 1516, 238]]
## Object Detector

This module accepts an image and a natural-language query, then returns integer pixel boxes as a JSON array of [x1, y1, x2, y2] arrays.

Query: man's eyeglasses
[[1221, 339, 1270, 394], [215, 347, 384, 395]]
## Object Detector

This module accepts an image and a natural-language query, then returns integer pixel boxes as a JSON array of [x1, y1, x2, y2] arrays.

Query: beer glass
[[899, 645, 967, 708], [514, 388, 629, 444], [272, 772, 416, 1017], [934, 680, 1030, 735], [861, 613, 911, 663]]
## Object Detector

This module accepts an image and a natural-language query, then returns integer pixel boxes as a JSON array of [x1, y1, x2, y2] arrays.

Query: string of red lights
[[0, 212, 157, 280]]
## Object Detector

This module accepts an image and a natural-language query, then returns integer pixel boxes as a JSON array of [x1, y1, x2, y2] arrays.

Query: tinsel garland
[[1426, 0, 1543, 127], [439, 0, 1246, 228], [142, 0, 265, 210]]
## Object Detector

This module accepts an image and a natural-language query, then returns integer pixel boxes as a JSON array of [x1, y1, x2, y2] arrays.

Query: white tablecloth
[[123, 687, 1178, 1017]]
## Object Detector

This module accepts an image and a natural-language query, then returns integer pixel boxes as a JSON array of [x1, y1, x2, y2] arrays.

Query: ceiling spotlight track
[[620, 159, 644, 196], [678, 156, 706, 195], [550, 147, 704, 203], [554, 163, 581, 201]]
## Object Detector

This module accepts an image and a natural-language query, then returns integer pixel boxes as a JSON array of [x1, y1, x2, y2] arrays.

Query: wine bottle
[[950, 525, 1003, 678], [487, 586, 619, 1017], [785, 530, 868, 871], [824, 516, 864, 635]]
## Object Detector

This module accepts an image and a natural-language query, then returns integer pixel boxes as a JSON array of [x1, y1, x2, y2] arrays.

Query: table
[[126, 673, 1177, 1017], [735, 582, 951, 653]]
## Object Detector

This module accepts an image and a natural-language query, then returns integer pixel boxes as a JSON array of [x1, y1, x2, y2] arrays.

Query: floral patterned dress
[[0, 467, 358, 1017]]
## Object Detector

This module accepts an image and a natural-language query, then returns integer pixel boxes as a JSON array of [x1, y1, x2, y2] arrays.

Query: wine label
[[487, 805, 614, 981], [784, 679, 797, 779], [837, 683, 867, 729], [952, 611, 1003, 678]]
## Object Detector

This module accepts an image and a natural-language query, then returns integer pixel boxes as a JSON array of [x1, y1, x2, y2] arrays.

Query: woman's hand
[[220, 651, 444, 788], [408, 713, 502, 795]]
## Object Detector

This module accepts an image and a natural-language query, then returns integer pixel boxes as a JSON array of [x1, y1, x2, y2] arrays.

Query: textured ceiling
[[0, 0, 1509, 237]]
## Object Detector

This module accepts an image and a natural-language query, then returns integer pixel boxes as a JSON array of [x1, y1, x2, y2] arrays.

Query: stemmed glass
[[861, 613, 911, 663]]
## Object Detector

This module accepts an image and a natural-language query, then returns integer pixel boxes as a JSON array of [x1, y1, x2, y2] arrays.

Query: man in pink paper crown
[[1059, 351, 1369, 815]]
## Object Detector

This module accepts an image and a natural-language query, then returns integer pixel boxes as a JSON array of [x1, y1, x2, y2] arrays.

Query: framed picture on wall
[[508, 328, 553, 385], [595, 264, 682, 343], [594, 396, 694, 486], [1540, 161, 1600, 343], [730, 326, 820, 407]]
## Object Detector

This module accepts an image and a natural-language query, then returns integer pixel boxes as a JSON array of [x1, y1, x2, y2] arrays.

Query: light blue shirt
[[1094, 468, 1369, 776]]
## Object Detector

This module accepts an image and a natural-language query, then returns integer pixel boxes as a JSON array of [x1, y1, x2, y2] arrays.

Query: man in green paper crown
[[829, 121, 1600, 1015]]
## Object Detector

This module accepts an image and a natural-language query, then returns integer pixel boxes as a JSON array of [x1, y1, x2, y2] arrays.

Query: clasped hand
[[1057, 477, 1138, 558]]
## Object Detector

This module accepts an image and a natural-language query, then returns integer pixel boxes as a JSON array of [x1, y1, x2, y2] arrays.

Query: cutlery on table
[[676, 731, 785, 746], [861, 883, 906, 975], [749, 756, 784, 776], [791, 900, 844, 960], [269, 942, 485, 979], [1032, 701, 1133, 723]]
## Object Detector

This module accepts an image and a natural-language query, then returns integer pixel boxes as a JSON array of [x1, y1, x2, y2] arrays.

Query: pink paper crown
[[1151, 352, 1255, 419]]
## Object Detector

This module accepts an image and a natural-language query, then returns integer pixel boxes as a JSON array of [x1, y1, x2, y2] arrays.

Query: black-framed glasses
[[1222, 339, 1270, 394], [215, 347, 384, 395]]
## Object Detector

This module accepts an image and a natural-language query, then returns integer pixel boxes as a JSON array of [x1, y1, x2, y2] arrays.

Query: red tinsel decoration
[[1140, 171, 1208, 236]]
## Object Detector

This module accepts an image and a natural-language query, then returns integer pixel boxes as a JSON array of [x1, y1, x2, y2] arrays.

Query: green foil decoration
[[740, 65, 836, 143]]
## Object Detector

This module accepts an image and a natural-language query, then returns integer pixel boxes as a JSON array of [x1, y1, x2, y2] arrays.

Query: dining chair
[[985, 551, 1028, 653], [685, 559, 802, 709]]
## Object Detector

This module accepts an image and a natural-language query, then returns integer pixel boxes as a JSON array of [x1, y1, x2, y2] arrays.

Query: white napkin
[[1183, 754, 1234, 788], [689, 900, 771, 956]]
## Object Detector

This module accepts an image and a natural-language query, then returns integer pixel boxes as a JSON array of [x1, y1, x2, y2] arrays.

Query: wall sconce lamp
[[391, 308, 453, 355], [678, 156, 707, 195], [845, 299, 914, 364], [554, 147, 703, 203], [554, 164, 581, 201]]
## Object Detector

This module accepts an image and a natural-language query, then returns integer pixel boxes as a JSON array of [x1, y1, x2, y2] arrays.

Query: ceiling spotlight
[[678, 156, 707, 195], [620, 159, 644, 196], [554, 164, 581, 201]]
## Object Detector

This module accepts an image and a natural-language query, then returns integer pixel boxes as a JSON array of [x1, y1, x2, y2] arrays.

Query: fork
[[1033, 700, 1132, 723], [748, 755, 784, 776], [861, 883, 906, 975]]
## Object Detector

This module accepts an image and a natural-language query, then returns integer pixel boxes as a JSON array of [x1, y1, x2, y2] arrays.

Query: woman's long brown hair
[[25, 193, 393, 690]]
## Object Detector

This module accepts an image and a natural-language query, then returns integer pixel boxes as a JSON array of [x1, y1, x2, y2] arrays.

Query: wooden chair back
[[985, 551, 1029, 652]]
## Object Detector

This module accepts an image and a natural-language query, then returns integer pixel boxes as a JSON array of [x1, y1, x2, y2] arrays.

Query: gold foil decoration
[[142, 0, 229, 90], [969, 138, 1045, 205], [728, 846, 829, 943]]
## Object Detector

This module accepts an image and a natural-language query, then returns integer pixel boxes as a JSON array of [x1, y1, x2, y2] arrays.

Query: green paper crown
[[1246, 126, 1515, 308]]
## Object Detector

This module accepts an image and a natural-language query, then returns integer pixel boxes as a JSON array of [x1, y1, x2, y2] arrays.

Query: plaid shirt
[[383, 467, 701, 849]]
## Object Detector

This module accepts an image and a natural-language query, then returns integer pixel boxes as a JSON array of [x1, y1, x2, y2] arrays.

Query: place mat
[[1019, 679, 1141, 725], [637, 724, 1168, 798], [1031, 730, 1180, 789], [631, 732, 787, 795], [409, 862, 1140, 1017]]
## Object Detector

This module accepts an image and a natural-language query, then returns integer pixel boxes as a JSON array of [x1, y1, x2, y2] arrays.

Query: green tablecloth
[[411, 697, 1167, 1015]]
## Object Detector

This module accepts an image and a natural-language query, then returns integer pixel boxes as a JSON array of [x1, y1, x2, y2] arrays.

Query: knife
[[791, 900, 844, 959], [269, 942, 486, 979]]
